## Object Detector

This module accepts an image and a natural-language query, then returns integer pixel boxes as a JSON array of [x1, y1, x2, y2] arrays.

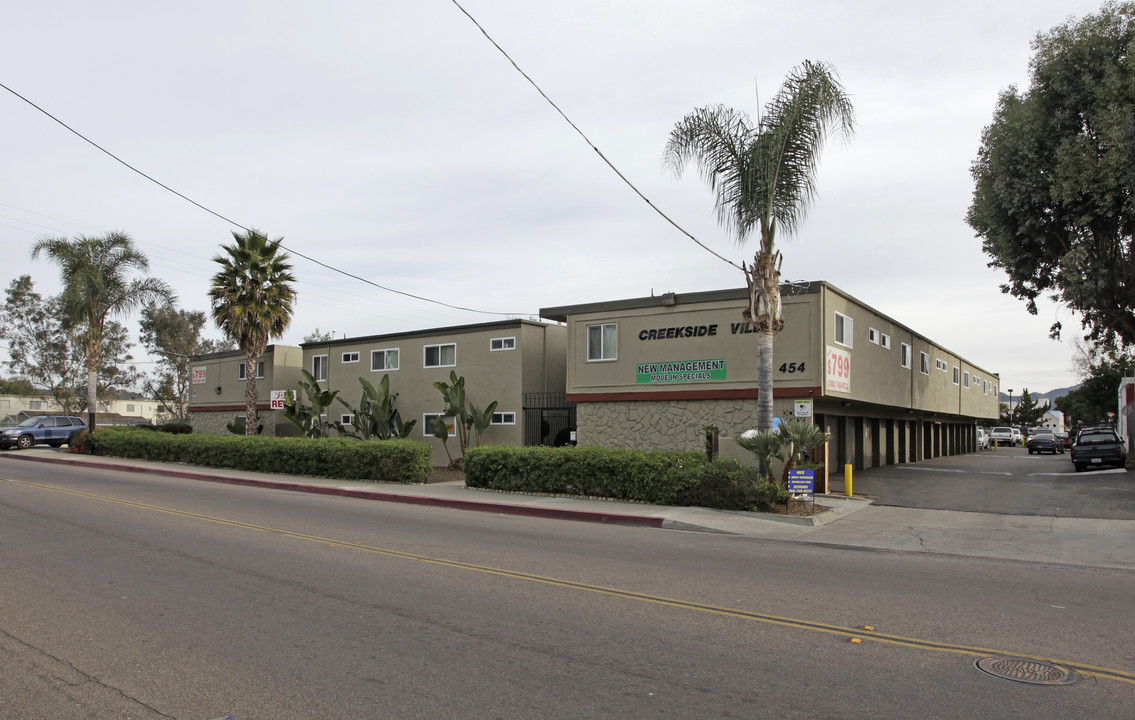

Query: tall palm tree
[[31, 232, 174, 429], [208, 229, 297, 435], [664, 60, 854, 432]]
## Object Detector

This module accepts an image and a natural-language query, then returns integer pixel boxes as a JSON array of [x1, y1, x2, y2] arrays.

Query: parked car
[[1055, 431, 1071, 449], [0, 415, 88, 450], [1070, 427, 1128, 472], [1027, 431, 1064, 454], [1011, 428, 1023, 446], [989, 426, 1015, 447], [976, 428, 990, 450]]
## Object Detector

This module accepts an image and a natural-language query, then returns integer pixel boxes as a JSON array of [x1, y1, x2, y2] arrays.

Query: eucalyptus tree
[[208, 229, 297, 435], [664, 60, 854, 432], [31, 232, 173, 427]]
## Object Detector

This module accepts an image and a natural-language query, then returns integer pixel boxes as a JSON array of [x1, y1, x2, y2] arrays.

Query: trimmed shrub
[[87, 429, 432, 483], [464, 446, 785, 511]]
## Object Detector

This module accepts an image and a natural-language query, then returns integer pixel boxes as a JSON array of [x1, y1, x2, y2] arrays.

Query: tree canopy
[[968, 2, 1135, 347], [664, 61, 854, 432], [209, 229, 296, 434]]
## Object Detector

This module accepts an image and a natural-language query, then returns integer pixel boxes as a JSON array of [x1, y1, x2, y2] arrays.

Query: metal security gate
[[522, 392, 576, 446]]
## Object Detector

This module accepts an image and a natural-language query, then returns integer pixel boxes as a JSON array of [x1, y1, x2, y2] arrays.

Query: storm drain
[[975, 656, 1080, 685]]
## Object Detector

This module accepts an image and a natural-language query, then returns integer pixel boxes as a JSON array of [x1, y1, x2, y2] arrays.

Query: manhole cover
[[975, 656, 1080, 685]]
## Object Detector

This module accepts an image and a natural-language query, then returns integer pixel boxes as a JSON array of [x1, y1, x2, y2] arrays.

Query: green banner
[[636, 359, 727, 384]]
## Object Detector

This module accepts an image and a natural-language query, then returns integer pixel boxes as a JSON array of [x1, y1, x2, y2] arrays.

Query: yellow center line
[[10, 478, 1135, 685]]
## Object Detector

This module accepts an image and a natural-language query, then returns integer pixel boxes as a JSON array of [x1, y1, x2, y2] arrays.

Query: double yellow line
[[10, 478, 1135, 686]]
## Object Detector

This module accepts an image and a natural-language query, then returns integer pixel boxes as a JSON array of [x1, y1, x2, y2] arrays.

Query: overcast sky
[[1, 0, 1111, 394]]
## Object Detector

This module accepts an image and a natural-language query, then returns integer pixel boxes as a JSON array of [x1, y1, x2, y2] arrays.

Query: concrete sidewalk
[[4, 449, 1134, 570]]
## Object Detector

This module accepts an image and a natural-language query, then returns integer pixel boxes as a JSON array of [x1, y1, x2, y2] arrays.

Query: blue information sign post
[[786, 468, 816, 513]]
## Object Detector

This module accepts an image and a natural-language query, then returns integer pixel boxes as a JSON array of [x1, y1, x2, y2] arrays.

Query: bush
[[464, 446, 785, 511], [87, 429, 432, 483]]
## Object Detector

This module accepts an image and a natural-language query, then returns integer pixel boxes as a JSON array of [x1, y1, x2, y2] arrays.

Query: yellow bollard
[[844, 464, 853, 497]]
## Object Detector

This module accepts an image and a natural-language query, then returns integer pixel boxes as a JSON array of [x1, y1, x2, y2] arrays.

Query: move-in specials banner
[[636, 359, 727, 384]]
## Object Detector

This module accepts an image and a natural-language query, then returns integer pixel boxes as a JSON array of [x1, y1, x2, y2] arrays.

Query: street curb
[[1, 452, 666, 529]]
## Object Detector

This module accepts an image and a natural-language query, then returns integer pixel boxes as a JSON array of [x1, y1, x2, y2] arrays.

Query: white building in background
[[0, 394, 163, 425], [1038, 409, 1065, 433]]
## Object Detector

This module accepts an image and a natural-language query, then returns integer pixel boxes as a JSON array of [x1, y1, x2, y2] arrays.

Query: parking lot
[[834, 446, 1135, 520]]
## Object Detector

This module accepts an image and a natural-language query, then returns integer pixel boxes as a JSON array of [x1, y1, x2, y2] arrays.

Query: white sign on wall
[[825, 345, 851, 394], [794, 399, 813, 417], [191, 366, 207, 384], [270, 390, 286, 410]]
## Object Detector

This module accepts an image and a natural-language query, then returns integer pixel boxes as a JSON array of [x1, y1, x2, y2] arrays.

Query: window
[[920, 351, 930, 375], [371, 348, 399, 371], [29, 400, 44, 410], [238, 361, 265, 380], [964, 371, 970, 388], [490, 337, 516, 351], [953, 367, 960, 385], [491, 412, 516, 425], [587, 323, 618, 361], [340, 414, 354, 426], [424, 343, 456, 368], [312, 355, 328, 381], [868, 328, 879, 345], [423, 414, 455, 437], [834, 312, 853, 348], [880, 333, 891, 349], [342, 351, 359, 364], [900, 343, 912, 369]]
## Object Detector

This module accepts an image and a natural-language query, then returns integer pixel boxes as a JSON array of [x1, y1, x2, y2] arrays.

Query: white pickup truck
[[989, 426, 1015, 446]]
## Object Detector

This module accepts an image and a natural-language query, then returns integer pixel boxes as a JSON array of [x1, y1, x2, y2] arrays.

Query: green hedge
[[464, 445, 785, 511], [87, 429, 432, 483]]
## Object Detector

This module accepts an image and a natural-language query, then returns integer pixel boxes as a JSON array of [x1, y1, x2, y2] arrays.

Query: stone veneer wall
[[190, 409, 291, 437], [578, 399, 769, 461]]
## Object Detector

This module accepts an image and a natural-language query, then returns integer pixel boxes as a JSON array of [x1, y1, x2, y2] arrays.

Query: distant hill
[[1000, 385, 1080, 405]]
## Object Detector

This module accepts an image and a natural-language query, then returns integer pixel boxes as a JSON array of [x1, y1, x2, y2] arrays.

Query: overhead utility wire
[[0, 80, 524, 317], [448, 0, 743, 272]]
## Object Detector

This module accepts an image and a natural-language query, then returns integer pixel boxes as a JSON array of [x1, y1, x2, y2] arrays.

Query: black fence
[[522, 392, 576, 446]]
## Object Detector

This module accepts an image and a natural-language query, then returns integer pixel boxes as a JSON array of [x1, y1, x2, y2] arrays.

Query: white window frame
[[953, 366, 960, 385], [312, 354, 328, 382], [868, 327, 879, 345], [371, 348, 399, 372], [587, 322, 618, 362], [423, 413, 456, 437], [834, 312, 853, 349], [341, 351, 360, 364], [490, 337, 516, 352], [900, 343, 912, 369], [238, 360, 265, 380], [491, 412, 517, 425], [880, 333, 891, 349], [340, 414, 354, 426], [964, 371, 971, 388], [423, 343, 457, 368], [920, 351, 930, 375]]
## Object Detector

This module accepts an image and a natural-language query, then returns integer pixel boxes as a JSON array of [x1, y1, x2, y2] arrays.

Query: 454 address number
[[778, 362, 806, 374]]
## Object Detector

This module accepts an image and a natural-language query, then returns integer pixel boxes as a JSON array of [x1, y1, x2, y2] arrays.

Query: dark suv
[[0, 415, 88, 450], [1070, 427, 1128, 472]]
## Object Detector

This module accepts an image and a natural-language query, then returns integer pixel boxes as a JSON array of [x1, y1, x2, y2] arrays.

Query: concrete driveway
[[831, 446, 1135, 520]]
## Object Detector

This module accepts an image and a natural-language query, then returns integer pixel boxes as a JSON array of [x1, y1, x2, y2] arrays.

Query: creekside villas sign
[[636, 359, 727, 384]]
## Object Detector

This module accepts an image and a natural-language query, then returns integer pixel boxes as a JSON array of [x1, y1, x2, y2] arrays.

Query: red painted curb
[[3, 453, 665, 529]]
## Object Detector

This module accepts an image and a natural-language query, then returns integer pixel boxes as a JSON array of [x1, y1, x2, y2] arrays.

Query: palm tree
[[664, 60, 854, 432], [31, 232, 174, 429], [208, 229, 297, 435]]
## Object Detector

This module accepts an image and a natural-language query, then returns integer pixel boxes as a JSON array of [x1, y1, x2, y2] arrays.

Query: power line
[[447, 0, 742, 272], [0, 81, 527, 317]]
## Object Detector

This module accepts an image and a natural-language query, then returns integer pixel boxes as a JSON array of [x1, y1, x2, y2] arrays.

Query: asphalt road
[[836, 446, 1135, 519], [2, 461, 1134, 719]]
